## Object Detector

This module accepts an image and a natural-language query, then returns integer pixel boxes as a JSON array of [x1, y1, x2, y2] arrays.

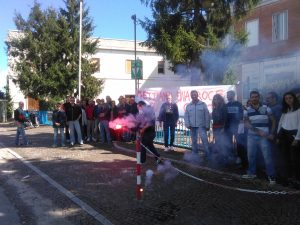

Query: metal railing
[[154, 117, 213, 149]]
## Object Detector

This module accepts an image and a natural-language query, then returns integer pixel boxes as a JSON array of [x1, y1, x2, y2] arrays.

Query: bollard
[[136, 132, 143, 200]]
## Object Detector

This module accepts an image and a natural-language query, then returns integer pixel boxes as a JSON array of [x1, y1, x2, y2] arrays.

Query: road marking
[[0, 143, 115, 225]]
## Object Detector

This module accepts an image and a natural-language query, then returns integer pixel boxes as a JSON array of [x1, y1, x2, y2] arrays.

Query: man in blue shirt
[[225, 90, 245, 166]]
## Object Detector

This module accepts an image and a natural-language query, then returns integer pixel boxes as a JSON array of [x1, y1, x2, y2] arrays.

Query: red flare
[[115, 124, 122, 130]]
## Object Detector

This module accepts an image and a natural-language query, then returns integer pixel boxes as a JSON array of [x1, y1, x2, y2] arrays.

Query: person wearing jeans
[[52, 103, 66, 147], [184, 90, 211, 159], [190, 127, 210, 157], [68, 120, 83, 145], [14, 101, 29, 146], [158, 94, 179, 152], [98, 100, 112, 144], [243, 90, 276, 185], [247, 134, 275, 177], [225, 90, 244, 164], [65, 97, 83, 146]]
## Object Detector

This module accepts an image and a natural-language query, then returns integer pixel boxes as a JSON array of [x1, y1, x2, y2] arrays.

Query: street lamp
[[131, 14, 137, 95], [78, 0, 83, 100]]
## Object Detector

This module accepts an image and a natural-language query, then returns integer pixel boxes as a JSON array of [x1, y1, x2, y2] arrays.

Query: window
[[91, 58, 100, 72], [158, 61, 165, 74], [272, 11, 288, 42], [125, 60, 132, 74], [245, 19, 259, 47]]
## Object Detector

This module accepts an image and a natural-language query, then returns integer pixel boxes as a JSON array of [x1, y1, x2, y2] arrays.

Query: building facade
[[234, 0, 300, 101], [91, 38, 191, 101]]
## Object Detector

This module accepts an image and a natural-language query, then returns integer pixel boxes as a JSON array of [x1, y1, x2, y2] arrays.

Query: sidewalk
[[0, 150, 22, 225]]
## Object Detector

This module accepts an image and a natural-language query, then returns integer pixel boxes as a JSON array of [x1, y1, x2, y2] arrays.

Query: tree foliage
[[6, 0, 103, 100], [4, 84, 13, 119], [222, 67, 238, 85], [140, 0, 259, 82]]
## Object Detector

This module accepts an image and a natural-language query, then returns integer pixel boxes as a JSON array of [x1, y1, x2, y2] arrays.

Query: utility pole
[[78, 0, 83, 100], [131, 14, 137, 95]]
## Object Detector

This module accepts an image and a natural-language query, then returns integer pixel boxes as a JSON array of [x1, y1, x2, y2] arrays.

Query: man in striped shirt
[[242, 90, 276, 185]]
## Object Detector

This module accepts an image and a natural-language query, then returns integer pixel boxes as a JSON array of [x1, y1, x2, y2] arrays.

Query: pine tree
[[6, 0, 103, 100], [140, 0, 259, 84]]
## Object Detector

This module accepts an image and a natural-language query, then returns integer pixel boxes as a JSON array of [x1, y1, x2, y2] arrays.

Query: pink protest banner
[[137, 85, 235, 116]]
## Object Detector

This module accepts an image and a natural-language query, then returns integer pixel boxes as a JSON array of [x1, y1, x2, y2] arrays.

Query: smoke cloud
[[157, 160, 179, 181]]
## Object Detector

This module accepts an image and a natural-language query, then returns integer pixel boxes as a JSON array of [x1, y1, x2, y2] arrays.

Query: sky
[[0, 0, 152, 90]]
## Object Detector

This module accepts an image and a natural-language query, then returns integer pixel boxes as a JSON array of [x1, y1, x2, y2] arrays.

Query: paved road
[[0, 183, 22, 225], [0, 123, 300, 225]]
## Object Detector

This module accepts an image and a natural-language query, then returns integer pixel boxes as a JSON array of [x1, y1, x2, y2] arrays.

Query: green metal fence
[[154, 117, 214, 149]]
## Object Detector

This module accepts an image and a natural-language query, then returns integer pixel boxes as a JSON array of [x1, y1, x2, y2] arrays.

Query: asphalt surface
[[0, 122, 300, 225]]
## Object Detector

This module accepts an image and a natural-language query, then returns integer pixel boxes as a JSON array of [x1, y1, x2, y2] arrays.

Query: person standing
[[211, 94, 228, 163], [242, 90, 276, 185], [128, 96, 139, 116], [106, 96, 113, 109], [110, 100, 118, 120], [128, 96, 139, 141], [63, 96, 71, 143], [109, 100, 119, 141], [65, 97, 83, 146], [158, 94, 179, 152], [266, 91, 282, 130], [93, 99, 102, 142], [265, 91, 282, 179], [117, 96, 130, 118], [78, 99, 87, 141], [136, 101, 161, 164], [184, 90, 210, 159], [225, 90, 245, 165], [85, 100, 95, 142], [277, 91, 300, 184], [99, 99, 112, 144], [52, 103, 66, 147], [14, 101, 29, 146]]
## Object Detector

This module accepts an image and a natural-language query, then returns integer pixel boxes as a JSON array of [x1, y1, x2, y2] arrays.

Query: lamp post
[[131, 14, 137, 95], [78, 0, 83, 100]]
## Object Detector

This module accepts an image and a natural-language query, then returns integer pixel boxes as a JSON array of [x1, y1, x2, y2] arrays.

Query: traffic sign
[[131, 60, 143, 79]]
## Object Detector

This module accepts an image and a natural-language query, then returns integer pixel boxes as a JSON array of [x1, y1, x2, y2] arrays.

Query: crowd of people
[[56, 95, 139, 146], [183, 88, 300, 186], [14, 87, 300, 187]]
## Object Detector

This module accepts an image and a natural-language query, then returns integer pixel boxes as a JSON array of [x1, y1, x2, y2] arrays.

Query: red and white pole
[[136, 132, 143, 200]]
